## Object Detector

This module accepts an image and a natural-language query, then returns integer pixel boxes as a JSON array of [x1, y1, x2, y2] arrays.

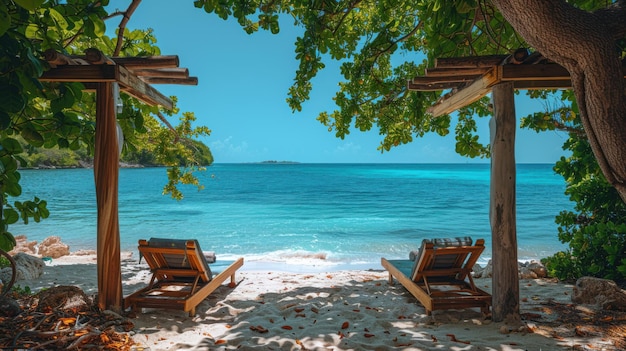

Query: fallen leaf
[[294, 308, 304, 313], [228, 282, 237, 288], [282, 325, 293, 330], [364, 333, 375, 338], [341, 321, 349, 329], [215, 340, 227, 345], [311, 307, 319, 313]]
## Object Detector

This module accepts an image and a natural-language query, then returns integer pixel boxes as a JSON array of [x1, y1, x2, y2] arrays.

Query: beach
[[17, 252, 624, 351]]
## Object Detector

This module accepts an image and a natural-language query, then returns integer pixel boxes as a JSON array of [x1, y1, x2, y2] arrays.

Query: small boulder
[[37, 236, 70, 259], [572, 276, 626, 311], [8, 235, 38, 255], [0, 253, 44, 282]]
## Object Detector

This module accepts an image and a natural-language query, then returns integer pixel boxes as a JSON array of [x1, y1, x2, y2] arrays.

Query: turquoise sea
[[13, 163, 572, 271]]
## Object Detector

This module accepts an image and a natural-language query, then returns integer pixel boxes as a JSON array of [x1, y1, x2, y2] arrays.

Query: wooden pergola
[[40, 48, 198, 312], [408, 48, 626, 322]]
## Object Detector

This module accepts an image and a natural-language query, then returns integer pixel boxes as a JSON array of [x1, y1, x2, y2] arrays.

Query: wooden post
[[489, 82, 520, 324], [94, 82, 123, 312]]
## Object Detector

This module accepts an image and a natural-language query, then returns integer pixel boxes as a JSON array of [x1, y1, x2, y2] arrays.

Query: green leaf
[[48, 7, 69, 29], [0, 2, 10, 36], [13, 0, 45, 11], [0, 111, 10, 130], [0, 231, 16, 252], [21, 128, 44, 147], [88, 13, 105, 37], [1, 138, 23, 154], [3, 209, 19, 225], [0, 84, 25, 113]]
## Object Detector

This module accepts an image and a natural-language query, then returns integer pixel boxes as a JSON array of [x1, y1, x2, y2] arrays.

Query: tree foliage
[[193, 0, 626, 199], [191, 0, 626, 283], [524, 94, 626, 281], [0, 1, 213, 251]]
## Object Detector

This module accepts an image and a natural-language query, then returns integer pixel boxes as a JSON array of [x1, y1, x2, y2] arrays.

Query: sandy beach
[[15, 252, 624, 351]]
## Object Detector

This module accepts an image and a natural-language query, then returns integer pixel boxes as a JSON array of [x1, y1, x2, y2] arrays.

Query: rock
[[8, 235, 37, 255], [572, 276, 626, 311], [0, 295, 21, 317], [37, 286, 92, 313], [527, 261, 547, 278], [519, 266, 538, 279], [37, 236, 70, 259], [0, 253, 44, 282], [474, 260, 493, 278]]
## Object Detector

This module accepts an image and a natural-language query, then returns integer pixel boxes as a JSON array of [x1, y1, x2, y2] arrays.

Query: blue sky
[[106, 1, 570, 164]]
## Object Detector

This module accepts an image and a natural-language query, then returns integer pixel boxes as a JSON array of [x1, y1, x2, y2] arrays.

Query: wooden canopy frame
[[39, 48, 198, 312], [407, 48, 626, 322]]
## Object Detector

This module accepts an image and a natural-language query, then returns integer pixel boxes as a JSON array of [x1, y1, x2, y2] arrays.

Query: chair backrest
[[138, 238, 213, 282], [410, 237, 484, 282]]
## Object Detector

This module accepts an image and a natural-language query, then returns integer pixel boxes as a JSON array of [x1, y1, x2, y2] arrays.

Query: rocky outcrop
[[8, 235, 38, 255], [572, 276, 626, 311], [0, 253, 44, 282], [473, 260, 547, 279], [37, 236, 70, 258]]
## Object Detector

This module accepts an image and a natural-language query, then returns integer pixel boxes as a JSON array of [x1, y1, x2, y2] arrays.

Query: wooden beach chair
[[381, 237, 491, 315], [125, 238, 244, 316]]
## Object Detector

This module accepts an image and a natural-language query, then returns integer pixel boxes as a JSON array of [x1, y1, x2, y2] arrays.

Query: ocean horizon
[[13, 163, 572, 272]]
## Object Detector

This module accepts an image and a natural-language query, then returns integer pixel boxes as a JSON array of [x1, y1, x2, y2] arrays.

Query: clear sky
[[105, 1, 570, 164]]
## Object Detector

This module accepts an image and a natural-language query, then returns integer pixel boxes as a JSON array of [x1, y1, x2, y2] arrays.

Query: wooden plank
[[140, 77, 199, 85], [407, 81, 458, 91], [116, 65, 173, 109], [39, 65, 117, 82], [412, 75, 479, 85], [501, 63, 570, 82], [425, 66, 492, 77], [489, 82, 519, 323], [112, 55, 180, 68], [427, 67, 501, 117], [132, 68, 189, 78], [435, 55, 507, 68]]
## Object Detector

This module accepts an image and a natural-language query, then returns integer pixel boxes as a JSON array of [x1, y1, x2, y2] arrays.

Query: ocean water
[[13, 163, 572, 271]]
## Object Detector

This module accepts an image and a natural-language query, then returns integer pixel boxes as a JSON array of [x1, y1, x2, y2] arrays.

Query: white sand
[[18, 252, 618, 351]]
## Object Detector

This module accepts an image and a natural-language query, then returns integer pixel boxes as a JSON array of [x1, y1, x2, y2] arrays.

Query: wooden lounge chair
[[125, 238, 244, 316], [381, 237, 491, 315]]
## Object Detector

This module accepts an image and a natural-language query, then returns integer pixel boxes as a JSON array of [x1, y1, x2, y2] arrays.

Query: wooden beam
[[140, 76, 199, 85], [435, 55, 507, 68], [425, 66, 492, 77], [94, 82, 123, 313], [112, 55, 180, 68], [116, 65, 173, 109], [501, 63, 570, 82], [132, 68, 189, 78], [39, 65, 117, 82], [412, 75, 480, 85], [489, 82, 519, 324], [427, 67, 501, 116], [407, 81, 458, 91]]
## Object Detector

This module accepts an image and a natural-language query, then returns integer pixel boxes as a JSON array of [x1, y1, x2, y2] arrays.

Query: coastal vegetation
[[191, 0, 626, 321], [1, 0, 625, 296], [0, 1, 213, 251]]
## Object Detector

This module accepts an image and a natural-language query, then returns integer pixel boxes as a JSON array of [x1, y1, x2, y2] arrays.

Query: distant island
[[258, 160, 300, 164]]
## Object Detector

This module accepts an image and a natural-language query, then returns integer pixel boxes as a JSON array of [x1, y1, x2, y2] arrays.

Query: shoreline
[[11, 252, 625, 350]]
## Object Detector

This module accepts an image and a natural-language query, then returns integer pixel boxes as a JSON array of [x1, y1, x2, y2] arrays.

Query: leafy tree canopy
[[193, 0, 626, 199], [0, 0, 213, 251]]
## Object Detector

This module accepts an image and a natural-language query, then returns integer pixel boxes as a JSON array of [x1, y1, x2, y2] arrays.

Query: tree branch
[[113, 0, 142, 56]]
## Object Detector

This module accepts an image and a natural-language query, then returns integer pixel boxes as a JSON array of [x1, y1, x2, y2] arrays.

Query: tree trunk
[[491, 0, 626, 202], [490, 82, 519, 324]]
